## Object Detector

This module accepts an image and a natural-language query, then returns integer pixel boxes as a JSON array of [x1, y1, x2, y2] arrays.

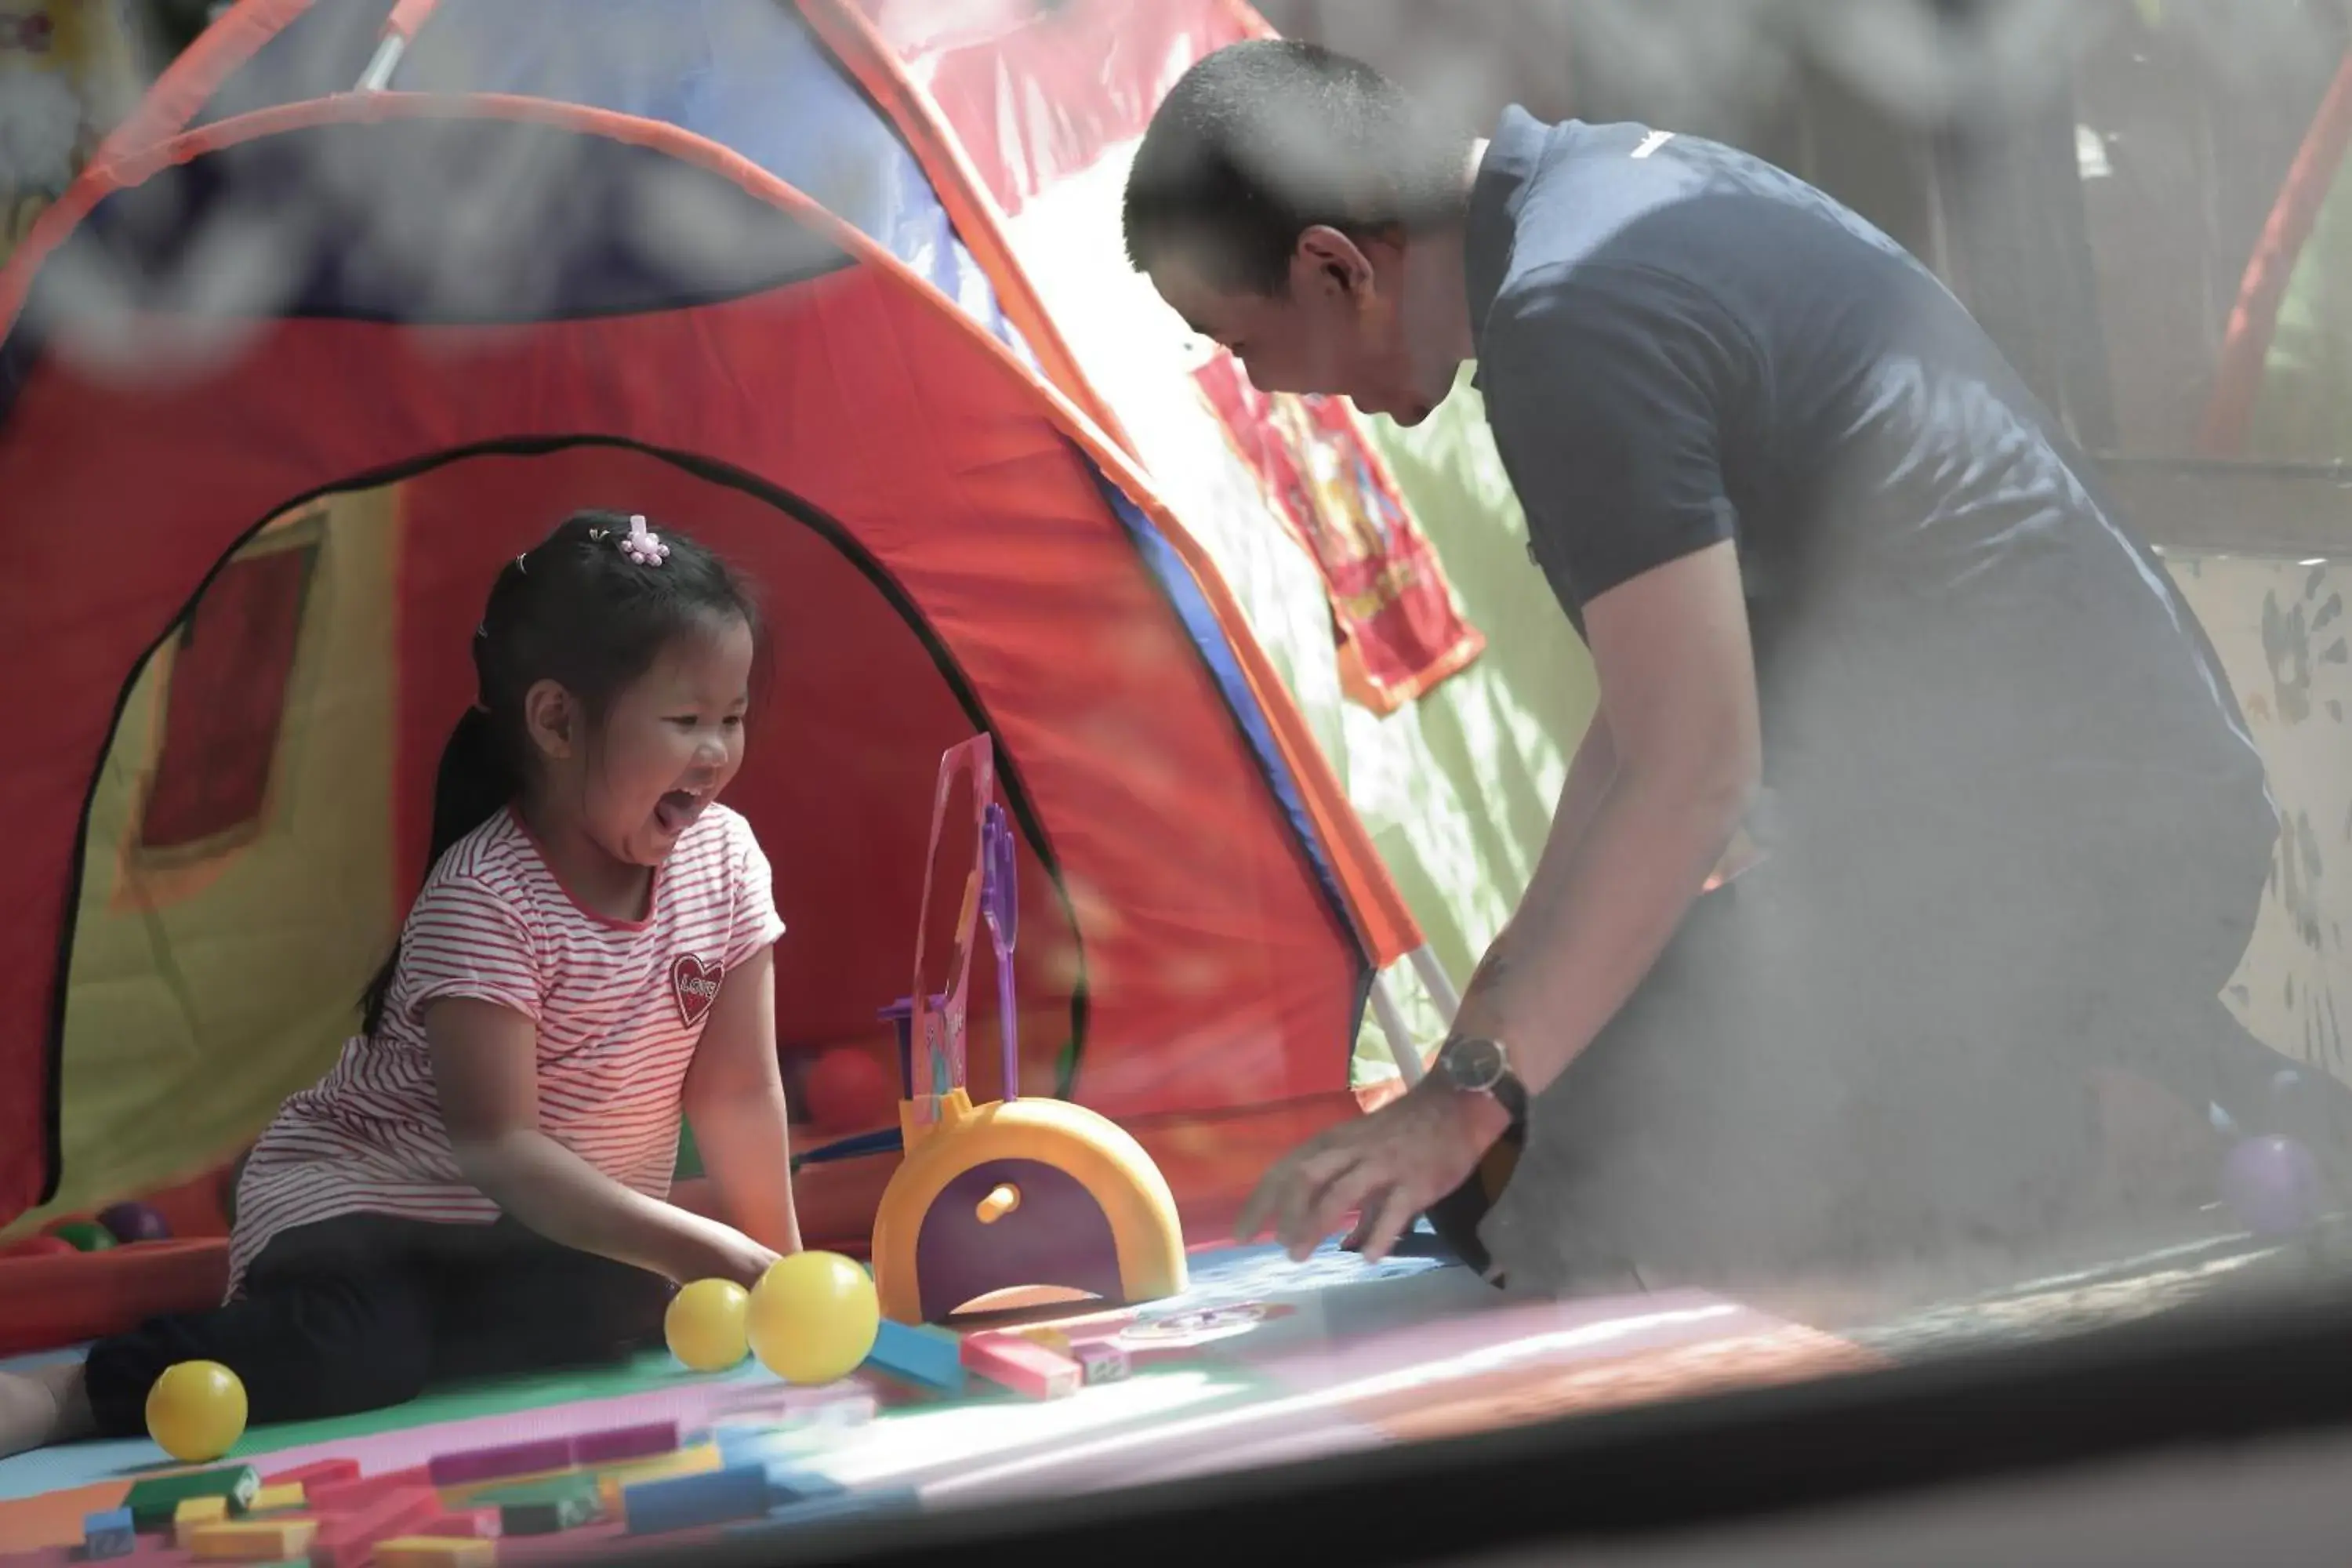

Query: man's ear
[[1294, 224, 1377, 298], [522, 679, 576, 762]]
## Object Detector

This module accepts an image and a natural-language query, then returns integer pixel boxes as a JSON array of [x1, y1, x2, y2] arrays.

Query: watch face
[[1444, 1036, 1506, 1094]]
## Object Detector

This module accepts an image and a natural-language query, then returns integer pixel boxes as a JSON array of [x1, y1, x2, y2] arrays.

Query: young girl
[[0, 510, 799, 1457]]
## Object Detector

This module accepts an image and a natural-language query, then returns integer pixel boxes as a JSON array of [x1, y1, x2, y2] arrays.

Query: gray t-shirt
[[1465, 107, 2273, 875]]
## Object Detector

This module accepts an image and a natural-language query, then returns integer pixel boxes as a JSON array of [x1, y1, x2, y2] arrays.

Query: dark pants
[[1438, 811, 2318, 1294], [84, 1214, 674, 1439]]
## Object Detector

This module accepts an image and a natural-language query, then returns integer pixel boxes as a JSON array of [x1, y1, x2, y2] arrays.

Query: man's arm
[[1459, 706, 1615, 996], [1447, 539, 1761, 1094], [1536, 706, 1621, 898]]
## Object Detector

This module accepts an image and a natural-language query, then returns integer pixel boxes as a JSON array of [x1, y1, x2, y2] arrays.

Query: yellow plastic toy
[[869, 737, 1186, 1325], [746, 1250, 881, 1385], [146, 1359, 247, 1463], [664, 1278, 750, 1372]]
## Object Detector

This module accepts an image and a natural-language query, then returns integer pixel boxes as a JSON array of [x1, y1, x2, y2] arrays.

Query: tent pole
[[1366, 975, 1425, 1087], [1406, 944, 1462, 1024], [356, 0, 443, 92], [355, 34, 405, 89]]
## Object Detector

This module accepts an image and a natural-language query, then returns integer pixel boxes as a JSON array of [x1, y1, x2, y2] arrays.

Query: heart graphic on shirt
[[672, 954, 724, 1027]]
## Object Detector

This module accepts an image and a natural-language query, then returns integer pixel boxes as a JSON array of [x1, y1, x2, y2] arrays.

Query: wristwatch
[[1434, 1035, 1529, 1128]]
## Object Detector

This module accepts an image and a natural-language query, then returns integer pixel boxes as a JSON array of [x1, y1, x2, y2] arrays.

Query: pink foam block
[[961, 1331, 1080, 1399], [568, 1421, 678, 1466], [426, 1437, 575, 1487]]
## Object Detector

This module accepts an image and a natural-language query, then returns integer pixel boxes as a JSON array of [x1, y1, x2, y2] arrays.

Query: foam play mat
[[0, 1240, 1882, 1561]]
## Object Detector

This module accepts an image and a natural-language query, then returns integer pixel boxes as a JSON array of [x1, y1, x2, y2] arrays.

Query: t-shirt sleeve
[[725, 815, 788, 971], [397, 872, 543, 1027], [1480, 262, 1749, 626]]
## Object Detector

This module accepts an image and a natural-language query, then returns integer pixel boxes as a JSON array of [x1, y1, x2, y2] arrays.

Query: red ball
[[2, 1235, 76, 1259], [803, 1047, 898, 1134]]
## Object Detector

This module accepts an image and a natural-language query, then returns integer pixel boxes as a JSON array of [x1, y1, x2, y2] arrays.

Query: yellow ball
[[745, 1250, 880, 1385], [145, 1360, 247, 1463], [665, 1278, 751, 1372]]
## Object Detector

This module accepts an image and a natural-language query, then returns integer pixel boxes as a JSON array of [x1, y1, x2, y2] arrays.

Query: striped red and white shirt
[[226, 802, 785, 1297]]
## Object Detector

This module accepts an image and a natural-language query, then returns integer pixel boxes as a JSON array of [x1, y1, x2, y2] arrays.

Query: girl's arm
[[680, 945, 802, 1256], [427, 998, 776, 1286]]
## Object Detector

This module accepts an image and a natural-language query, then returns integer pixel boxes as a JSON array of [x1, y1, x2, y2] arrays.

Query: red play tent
[[0, 0, 1425, 1254]]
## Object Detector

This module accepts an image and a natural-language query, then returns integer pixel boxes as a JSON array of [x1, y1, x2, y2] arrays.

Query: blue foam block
[[82, 1506, 135, 1559], [763, 1466, 845, 1505], [714, 1425, 781, 1469], [864, 1319, 966, 1391], [724, 1486, 920, 1540], [622, 1462, 775, 1534]]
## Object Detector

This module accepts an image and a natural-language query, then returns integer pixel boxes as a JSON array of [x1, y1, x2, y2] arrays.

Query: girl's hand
[[672, 1214, 782, 1289]]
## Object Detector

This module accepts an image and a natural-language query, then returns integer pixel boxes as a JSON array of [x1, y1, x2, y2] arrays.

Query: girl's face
[[554, 615, 756, 868]]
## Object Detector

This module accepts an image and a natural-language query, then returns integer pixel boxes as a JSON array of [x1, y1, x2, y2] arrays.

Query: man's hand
[[1236, 1079, 1515, 1263]]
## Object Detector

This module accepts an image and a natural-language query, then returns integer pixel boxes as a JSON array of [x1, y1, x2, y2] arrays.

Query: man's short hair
[[1123, 40, 1471, 296]]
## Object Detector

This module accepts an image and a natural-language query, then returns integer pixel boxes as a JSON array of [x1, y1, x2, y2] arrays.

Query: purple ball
[[96, 1200, 170, 1245], [2220, 1135, 2325, 1236]]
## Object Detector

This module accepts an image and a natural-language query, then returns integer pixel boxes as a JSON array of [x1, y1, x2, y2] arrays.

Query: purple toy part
[[913, 1158, 1123, 1323], [2220, 1134, 2325, 1236], [97, 1201, 170, 1244], [982, 802, 1018, 1101]]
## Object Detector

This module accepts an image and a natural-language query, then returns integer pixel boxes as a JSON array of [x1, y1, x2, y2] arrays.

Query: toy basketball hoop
[[869, 735, 1187, 1325]]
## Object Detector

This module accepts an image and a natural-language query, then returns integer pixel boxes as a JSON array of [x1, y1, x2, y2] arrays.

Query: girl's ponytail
[[357, 706, 521, 1036], [428, 706, 518, 869]]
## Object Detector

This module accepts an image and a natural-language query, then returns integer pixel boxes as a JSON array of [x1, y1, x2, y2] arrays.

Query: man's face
[[1150, 227, 1453, 426]]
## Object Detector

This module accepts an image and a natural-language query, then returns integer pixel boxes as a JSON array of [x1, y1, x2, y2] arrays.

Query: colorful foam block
[[594, 1443, 724, 1508], [621, 1463, 775, 1534], [475, 1472, 604, 1536], [761, 1467, 844, 1506], [125, 1465, 261, 1530], [1042, 1307, 1138, 1344], [81, 1508, 135, 1560], [308, 1486, 442, 1568], [306, 1466, 428, 1513], [426, 1436, 575, 1487], [724, 1486, 920, 1541], [260, 1457, 359, 1491], [865, 1319, 966, 1391], [174, 1496, 230, 1546], [570, 1419, 677, 1465], [1073, 1340, 1131, 1385], [187, 1519, 318, 1559], [714, 1404, 876, 1472], [961, 1331, 1080, 1399], [373, 1537, 496, 1567], [244, 1483, 307, 1515], [415, 1508, 499, 1538]]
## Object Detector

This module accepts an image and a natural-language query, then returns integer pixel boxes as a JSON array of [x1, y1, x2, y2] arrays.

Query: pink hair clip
[[619, 514, 670, 567]]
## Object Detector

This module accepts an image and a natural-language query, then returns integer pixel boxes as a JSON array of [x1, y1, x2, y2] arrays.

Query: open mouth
[[654, 789, 706, 835]]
